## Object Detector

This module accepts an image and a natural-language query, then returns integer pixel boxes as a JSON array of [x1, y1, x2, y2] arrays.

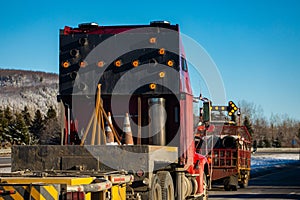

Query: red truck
[[195, 101, 251, 191], [1, 21, 210, 200]]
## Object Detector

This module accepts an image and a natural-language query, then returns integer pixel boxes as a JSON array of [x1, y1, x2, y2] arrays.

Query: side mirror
[[203, 101, 211, 123]]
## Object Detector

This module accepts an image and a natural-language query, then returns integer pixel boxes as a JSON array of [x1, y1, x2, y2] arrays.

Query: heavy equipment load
[[1, 21, 209, 200]]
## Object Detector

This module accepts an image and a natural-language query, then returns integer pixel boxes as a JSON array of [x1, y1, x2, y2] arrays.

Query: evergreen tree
[[272, 137, 281, 148], [263, 137, 271, 147], [243, 116, 254, 136], [9, 112, 30, 145], [21, 106, 34, 144], [3, 107, 13, 127], [30, 109, 44, 142], [0, 107, 3, 142], [21, 106, 32, 126], [0, 106, 3, 120], [40, 117, 61, 145], [45, 106, 57, 120], [40, 106, 60, 145], [2, 107, 14, 143]]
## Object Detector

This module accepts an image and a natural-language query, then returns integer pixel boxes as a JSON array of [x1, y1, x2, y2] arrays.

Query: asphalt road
[[209, 163, 300, 200], [1, 149, 300, 199]]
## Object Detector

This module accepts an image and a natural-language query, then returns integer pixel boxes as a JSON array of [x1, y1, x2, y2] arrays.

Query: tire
[[239, 181, 248, 188], [157, 171, 174, 200], [150, 174, 162, 200], [183, 176, 192, 198], [224, 176, 237, 191], [239, 170, 250, 188], [189, 177, 198, 195], [202, 173, 208, 200], [224, 183, 237, 191], [239, 176, 249, 188]]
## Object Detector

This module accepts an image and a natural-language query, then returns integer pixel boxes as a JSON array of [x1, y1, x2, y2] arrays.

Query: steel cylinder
[[148, 98, 166, 146]]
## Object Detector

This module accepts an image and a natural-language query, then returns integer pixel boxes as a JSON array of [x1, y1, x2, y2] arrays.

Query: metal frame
[[209, 125, 252, 181]]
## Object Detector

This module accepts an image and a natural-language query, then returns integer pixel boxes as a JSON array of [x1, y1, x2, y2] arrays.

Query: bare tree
[[238, 100, 300, 147]]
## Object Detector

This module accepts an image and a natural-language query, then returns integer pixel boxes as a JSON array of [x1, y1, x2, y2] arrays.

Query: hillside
[[0, 69, 58, 115]]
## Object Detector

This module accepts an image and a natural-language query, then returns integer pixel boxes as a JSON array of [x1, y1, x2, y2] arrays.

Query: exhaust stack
[[148, 98, 166, 146]]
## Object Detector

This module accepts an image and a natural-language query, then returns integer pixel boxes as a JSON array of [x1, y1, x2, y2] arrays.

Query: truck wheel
[[157, 171, 174, 200], [224, 176, 237, 191], [239, 176, 249, 188], [239, 171, 250, 188], [189, 177, 198, 195], [150, 174, 162, 200], [224, 183, 237, 191], [183, 176, 193, 197]]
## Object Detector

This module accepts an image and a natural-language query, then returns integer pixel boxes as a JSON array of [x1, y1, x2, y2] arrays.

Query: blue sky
[[1, 0, 300, 120]]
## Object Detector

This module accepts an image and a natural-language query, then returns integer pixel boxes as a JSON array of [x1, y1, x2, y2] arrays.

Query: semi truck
[[0, 21, 210, 200]]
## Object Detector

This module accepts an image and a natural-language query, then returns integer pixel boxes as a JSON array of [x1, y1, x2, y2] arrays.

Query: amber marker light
[[159, 48, 165, 55], [62, 61, 70, 68], [132, 60, 139, 67], [159, 71, 165, 78], [207, 157, 212, 164], [149, 37, 156, 44], [79, 61, 87, 68], [167, 60, 174, 67], [114, 60, 122, 67], [97, 61, 104, 67], [149, 83, 156, 90]]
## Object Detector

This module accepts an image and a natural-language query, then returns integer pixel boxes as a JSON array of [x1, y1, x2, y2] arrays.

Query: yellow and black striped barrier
[[0, 175, 133, 200], [0, 184, 60, 200], [0, 176, 93, 200]]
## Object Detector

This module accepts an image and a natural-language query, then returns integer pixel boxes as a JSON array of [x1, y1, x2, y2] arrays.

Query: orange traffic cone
[[123, 113, 134, 145], [105, 112, 114, 143]]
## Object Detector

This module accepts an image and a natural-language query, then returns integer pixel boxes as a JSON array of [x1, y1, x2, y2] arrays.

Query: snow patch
[[251, 152, 300, 177]]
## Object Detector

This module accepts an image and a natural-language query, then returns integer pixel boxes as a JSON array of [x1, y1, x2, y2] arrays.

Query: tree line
[[240, 100, 300, 148], [0, 106, 60, 147], [1, 100, 299, 148]]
